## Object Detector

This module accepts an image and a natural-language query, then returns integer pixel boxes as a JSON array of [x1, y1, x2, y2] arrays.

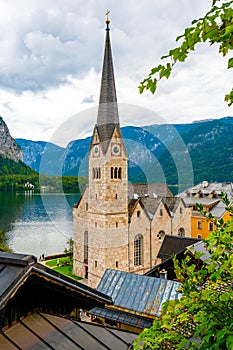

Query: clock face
[[111, 143, 121, 156], [93, 145, 100, 157]]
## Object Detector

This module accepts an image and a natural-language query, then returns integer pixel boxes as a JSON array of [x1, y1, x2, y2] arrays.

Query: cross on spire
[[105, 9, 110, 30]]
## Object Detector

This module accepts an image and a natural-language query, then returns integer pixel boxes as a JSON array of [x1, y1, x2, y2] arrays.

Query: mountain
[[0, 116, 37, 176], [16, 139, 65, 176], [0, 117, 22, 163], [16, 116, 233, 188]]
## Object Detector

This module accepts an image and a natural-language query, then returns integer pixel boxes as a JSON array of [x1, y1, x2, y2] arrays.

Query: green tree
[[134, 193, 233, 349], [139, 0, 233, 106], [0, 229, 13, 252], [64, 238, 73, 266]]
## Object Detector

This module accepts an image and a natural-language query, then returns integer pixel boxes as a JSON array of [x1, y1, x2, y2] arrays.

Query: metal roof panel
[[97, 270, 181, 316]]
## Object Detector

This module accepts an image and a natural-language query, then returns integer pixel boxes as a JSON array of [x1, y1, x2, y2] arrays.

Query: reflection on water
[[0, 192, 79, 257]]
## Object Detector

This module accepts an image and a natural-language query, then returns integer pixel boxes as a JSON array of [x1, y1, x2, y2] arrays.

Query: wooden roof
[[157, 235, 200, 260]]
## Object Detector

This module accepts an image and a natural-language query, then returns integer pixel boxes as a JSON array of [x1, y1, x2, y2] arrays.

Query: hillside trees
[[134, 193, 233, 349], [139, 0, 233, 106]]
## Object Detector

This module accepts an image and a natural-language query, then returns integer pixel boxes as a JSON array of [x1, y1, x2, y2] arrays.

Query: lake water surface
[[0, 192, 80, 258]]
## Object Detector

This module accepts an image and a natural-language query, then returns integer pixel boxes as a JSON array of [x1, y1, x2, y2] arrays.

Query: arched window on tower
[[84, 231, 88, 264], [134, 234, 143, 266], [93, 167, 101, 179], [114, 167, 118, 179], [111, 167, 122, 180]]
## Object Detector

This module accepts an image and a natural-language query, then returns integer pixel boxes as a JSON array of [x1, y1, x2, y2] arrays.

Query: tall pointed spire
[[96, 11, 120, 152]]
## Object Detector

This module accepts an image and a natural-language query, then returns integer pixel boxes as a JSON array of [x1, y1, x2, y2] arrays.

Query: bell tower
[[73, 12, 129, 288]]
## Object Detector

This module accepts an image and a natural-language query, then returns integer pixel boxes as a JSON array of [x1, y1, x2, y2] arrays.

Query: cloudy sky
[[0, 0, 232, 145]]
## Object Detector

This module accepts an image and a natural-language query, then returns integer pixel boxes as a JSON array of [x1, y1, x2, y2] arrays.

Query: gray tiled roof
[[140, 197, 162, 218], [179, 182, 233, 205], [163, 197, 183, 213], [210, 200, 233, 218], [128, 183, 172, 199], [128, 196, 184, 220]]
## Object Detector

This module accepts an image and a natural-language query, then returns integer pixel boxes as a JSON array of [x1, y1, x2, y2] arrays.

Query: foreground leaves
[[139, 0, 233, 106]]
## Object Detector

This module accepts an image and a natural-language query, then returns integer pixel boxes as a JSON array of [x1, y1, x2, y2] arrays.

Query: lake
[[0, 192, 80, 258]]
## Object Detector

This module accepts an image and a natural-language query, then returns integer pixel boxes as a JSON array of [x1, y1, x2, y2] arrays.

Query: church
[[73, 15, 191, 288]]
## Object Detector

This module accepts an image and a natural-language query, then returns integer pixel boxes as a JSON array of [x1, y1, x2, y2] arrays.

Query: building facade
[[179, 181, 233, 239], [73, 18, 191, 288]]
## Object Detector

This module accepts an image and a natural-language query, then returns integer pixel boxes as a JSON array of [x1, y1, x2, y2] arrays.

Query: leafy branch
[[139, 0, 233, 106]]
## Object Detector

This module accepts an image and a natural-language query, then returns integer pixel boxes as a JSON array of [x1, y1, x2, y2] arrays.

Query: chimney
[[159, 269, 167, 279]]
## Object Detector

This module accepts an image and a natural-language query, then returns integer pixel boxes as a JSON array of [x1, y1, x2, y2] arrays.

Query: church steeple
[[73, 13, 129, 288], [96, 11, 120, 153]]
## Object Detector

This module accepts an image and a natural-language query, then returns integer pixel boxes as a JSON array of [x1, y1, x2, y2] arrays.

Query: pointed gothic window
[[134, 234, 143, 266], [118, 167, 122, 179], [111, 167, 122, 180], [93, 167, 101, 180], [114, 167, 118, 179]]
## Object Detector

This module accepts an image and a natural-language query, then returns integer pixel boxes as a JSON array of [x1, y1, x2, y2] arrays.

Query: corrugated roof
[[0, 312, 137, 350], [96, 269, 181, 317], [188, 241, 211, 262], [89, 307, 153, 330], [157, 235, 200, 259]]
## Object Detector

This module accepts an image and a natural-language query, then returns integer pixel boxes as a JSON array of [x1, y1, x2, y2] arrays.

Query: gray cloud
[[0, 1, 211, 93], [81, 95, 95, 104]]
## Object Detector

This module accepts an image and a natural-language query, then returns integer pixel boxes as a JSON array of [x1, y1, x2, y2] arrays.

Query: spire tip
[[105, 9, 110, 29]]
